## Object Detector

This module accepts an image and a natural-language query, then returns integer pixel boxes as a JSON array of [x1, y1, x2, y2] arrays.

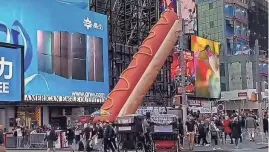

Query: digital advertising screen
[[171, 50, 195, 95], [191, 35, 221, 99], [0, 0, 109, 103], [0, 43, 23, 102]]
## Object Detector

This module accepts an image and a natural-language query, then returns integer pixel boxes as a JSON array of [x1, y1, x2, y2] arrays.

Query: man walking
[[245, 114, 256, 141], [103, 120, 115, 152]]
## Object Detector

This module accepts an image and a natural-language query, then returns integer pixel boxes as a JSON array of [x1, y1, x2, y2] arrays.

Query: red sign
[[155, 140, 176, 148], [238, 92, 247, 97], [79, 116, 93, 123]]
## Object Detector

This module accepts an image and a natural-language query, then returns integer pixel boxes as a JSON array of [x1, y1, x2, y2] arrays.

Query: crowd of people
[[44, 120, 117, 152], [181, 109, 268, 151], [0, 109, 268, 152]]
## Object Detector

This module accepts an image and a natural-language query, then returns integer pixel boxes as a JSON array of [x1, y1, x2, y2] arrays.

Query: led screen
[[171, 50, 195, 95], [191, 35, 221, 99]]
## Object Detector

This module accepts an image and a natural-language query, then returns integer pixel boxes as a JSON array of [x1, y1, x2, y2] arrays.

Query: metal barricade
[[29, 133, 46, 148]]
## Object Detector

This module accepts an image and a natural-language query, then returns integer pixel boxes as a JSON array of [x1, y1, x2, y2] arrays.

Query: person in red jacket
[[223, 116, 233, 144]]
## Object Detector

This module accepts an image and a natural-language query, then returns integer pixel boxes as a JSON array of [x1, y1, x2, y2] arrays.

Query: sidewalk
[[6, 136, 268, 152]]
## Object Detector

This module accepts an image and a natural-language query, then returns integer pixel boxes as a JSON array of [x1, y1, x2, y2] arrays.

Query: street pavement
[[7, 135, 268, 152]]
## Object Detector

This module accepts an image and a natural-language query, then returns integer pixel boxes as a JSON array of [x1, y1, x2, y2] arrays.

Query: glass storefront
[[16, 107, 41, 128]]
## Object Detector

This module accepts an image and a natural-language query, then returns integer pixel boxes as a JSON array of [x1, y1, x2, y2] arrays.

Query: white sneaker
[[217, 147, 222, 150], [213, 148, 216, 150], [235, 146, 239, 149], [205, 144, 210, 146]]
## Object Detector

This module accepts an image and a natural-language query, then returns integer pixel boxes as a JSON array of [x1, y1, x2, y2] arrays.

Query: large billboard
[[0, 43, 24, 102], [0, 0, 109, 103], [161, 0, 197, 34], [191, 35, 221, 99], [56, 0, 89, 10], [171, 50, 195, 95]]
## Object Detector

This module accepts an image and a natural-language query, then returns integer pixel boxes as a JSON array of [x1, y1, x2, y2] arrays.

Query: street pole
[[176, 0, 188, 126], [255, 39, 266, 144]]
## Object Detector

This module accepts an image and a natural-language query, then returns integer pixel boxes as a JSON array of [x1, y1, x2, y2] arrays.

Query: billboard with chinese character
[[0, 0, 109, 103], [191, 35, 221, 99], [0, 43, 23, 102]]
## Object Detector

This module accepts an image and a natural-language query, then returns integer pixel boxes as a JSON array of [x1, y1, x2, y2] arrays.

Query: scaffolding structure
[[90, 0, 173, 106]]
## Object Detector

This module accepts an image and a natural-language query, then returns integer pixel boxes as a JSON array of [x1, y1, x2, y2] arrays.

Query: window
[[220, 63, 225, 76], [210, 21, 214, 28], [221, 83, 226, 91], [209, 3, 213, 9]]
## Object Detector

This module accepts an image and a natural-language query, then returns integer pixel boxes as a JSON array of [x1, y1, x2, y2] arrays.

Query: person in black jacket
[[198, 121, 208, 146], [45, 126, 57, 152], [103, 120, 115, 152], [231, 117, 241, 149], [178, 118, 184, 147], [263, 115, 268, 137], [66, 128, 75, 152]]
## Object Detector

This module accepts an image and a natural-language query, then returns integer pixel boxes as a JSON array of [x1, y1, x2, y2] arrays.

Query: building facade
[[248, 0, 268, 86], [197, 0, 268, 110], [197, 0, 268, 92]]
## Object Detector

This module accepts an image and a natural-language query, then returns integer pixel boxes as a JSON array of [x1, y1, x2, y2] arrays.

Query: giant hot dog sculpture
[[94, 10, 177, 122], [118, 20, 181, 116]]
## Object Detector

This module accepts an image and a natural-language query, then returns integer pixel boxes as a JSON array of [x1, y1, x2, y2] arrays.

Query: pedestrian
[[66, 128, 75, 152], [197, 120, 209, 146], [223, 116, 233, 144], [96, 122, 104, 151], [263, 115, 268, 137], [74, 126, 81, 150], [231, 117, 241, 149], [45, 125, 57, 152], [245, 114, 256, 141], [16, 126, 23, 148], [85, 123, 94, 152], [177, 118, 184, 148], [210, 118, 221, 150], [24, 126, 31, 147], [110, 122, 117, 150], [0, 125, 5, 152], [103, 120, 115, 152], [83, 123, 92, 147], [185, 116, 197, 151]]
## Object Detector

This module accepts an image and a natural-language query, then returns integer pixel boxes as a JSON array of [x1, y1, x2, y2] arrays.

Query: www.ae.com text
[[24, 92, 106, 103]]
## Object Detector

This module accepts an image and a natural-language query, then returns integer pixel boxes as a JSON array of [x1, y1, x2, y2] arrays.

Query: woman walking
[[231, 117, 241, 149], [223, 116, 233, 144], [210, 118, 221, 150]]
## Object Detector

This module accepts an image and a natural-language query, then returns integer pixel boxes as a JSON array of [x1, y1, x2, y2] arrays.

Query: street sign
[[238, 92, 247, 97], [218, 104, 224, 111]]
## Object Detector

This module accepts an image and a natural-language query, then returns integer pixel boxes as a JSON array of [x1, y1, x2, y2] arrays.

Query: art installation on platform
[[94, 10, 178, 122]]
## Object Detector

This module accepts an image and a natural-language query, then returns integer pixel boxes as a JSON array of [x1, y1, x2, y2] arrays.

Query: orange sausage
[[94, 10, 177, 122]]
